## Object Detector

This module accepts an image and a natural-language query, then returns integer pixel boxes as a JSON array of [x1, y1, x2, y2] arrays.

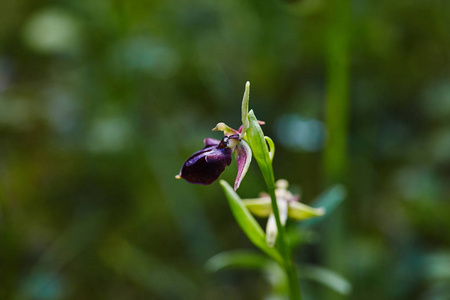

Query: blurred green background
[[1, 0, 450, 299]]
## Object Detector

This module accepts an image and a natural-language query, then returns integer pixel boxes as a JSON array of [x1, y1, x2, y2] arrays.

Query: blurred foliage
[[1, 0, 450, 299]]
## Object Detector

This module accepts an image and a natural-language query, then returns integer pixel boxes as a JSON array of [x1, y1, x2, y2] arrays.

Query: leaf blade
[[205, 250, 271, 273], [220, 180, 283, 264], [299, 264, 352, 295], [245, 110, 274, 189]]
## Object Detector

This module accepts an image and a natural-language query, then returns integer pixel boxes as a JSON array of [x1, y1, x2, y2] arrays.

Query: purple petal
[[234, 140, 252, 190]]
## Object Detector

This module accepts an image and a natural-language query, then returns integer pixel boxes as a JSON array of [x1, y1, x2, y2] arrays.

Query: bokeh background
[[1, 0, 450, 299]]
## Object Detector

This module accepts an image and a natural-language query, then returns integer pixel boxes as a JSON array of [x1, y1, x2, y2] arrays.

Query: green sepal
[[288, 202, 325, 220], [240, 81, 250, 137], [242, 198, 272, 217]]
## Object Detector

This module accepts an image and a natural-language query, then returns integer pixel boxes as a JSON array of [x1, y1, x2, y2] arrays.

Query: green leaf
[[300, 264, 352, 295], [245, 110, 286, 249], [300, 184, 346, 229], [220, 180, 283, 264], [205, 250, 271, 273], [245, 110, 274, 190]]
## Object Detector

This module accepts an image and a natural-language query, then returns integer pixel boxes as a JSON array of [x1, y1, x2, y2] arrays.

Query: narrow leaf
[[220, 180, 283, 264], [245, 110, 283, 246], [205, 250, 271, 273], [300, 264, 352, 295], [245, 110, 274, 188]]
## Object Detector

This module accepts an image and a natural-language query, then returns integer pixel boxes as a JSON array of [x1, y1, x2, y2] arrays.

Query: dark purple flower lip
[[176, 135, 240, 185]]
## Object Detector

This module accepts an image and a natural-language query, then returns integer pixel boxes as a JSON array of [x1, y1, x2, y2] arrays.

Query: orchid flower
[[176, 82, 254, 190]]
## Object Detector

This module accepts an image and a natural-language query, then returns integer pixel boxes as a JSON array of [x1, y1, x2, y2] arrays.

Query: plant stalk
[[264, 173, 302, 300]]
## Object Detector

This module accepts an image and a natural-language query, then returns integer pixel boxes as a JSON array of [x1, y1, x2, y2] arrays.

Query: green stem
[[264, 172, 302, 300]]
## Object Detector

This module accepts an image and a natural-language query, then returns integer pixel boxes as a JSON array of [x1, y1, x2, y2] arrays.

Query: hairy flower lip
[[177, 135, 235, 185]]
